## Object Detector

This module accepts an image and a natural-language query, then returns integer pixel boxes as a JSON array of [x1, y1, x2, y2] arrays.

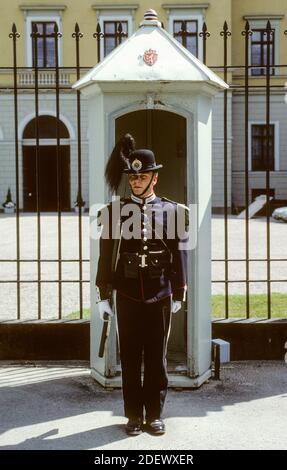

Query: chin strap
[[130, 173, 154, 198]]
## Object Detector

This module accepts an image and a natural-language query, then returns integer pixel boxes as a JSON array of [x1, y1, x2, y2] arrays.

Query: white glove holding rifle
[[98, 300, 114, 321], [171, 300, 182, 314]]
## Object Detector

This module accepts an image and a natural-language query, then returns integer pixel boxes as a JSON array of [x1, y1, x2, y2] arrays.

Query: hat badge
[[131, 159, 142, 171]]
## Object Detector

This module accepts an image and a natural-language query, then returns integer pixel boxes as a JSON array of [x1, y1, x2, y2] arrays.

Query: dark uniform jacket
[[95, 194, 189, 304]]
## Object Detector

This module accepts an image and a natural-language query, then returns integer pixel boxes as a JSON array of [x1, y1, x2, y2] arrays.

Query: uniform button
[[143, 237, 147, 242], [142, 205, 147, 210], [143, 245, 148, 250], [142, 228, 147, 233]]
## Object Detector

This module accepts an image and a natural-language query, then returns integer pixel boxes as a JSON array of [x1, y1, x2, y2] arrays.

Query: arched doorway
[[115, 109, 187, 357], [116, 109, 187, 204], [22, 115, 70, 211]]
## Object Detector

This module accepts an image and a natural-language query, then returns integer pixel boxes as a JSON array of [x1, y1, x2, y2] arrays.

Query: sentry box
[[72, 10, 228, 388]]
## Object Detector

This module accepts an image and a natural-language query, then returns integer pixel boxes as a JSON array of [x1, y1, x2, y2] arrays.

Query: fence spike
[[9, 23, 20, 38], [72, 22, 83, 39]]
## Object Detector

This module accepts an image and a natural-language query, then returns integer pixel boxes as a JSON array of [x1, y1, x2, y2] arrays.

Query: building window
[[20, 5, 65, 68], [251, 28, 275, 76], [173, 20, 198, 57], [31, 21, 57, 68], [103, 20, 128, 57], [251, 124, 274, 171]]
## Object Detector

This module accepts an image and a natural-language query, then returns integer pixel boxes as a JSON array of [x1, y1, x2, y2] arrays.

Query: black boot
[[145, 418, 166, 435], [125, 417, 143, 436]]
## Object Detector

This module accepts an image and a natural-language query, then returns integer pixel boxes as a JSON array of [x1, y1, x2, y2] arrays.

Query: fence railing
[[0, 20, 287, 321]]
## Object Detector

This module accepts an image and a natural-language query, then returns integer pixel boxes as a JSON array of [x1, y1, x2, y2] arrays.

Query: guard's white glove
[[172, 300, 182, 314], [97, 300, 114, 321]]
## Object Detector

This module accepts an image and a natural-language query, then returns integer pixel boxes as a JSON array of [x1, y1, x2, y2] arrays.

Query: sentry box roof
[[72, 9, 228, 95]]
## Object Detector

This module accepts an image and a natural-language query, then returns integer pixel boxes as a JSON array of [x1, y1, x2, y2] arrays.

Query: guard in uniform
[[95, 133, 188, 436]]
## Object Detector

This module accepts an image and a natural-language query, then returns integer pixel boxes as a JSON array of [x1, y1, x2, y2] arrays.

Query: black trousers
[[115, 292, 172, 421]]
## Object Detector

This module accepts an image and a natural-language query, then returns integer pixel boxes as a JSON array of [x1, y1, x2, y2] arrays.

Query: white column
[[187, 95, 212, 381]]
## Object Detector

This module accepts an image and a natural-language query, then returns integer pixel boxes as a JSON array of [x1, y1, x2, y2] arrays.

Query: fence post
[[241, 20, 252, 319], [220, 21, 231, 319], [30, 22, 42, 319], [199, 21, 210, 65], [72, 23, 84, 319], [9, 24, 21, 319]]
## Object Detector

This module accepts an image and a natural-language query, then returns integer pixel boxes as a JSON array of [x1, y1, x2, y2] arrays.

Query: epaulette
[[161, 197, 189, 227], [161, 196, 177, 205], [161, 197, 189, 211]]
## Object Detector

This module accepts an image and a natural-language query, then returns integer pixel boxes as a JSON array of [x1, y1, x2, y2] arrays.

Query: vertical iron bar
[[72, 23, 84, 319], [180, 21, 187, 49], [265, 21, 272, 319], [199, 22, 210, 65], [220, 21, 231, 319], [241, 21, 252, 319], [31, 23, 42, 319], [54, 23, 63, 319], [94, 23, 103, 63], [9, 24, 21, 319], [116, 21, 128, 45]]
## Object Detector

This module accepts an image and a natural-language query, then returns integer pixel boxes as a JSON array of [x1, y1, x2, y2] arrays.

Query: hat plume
[[105, 133, 136, 192]]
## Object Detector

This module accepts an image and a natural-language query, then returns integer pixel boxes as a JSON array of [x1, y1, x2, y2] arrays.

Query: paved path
[[0, 361, 286, 450]]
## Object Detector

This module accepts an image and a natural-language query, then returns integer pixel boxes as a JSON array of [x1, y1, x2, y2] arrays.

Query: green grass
[[212, 293, 287, 319], [64, 294, 287, 320], [65, 308, 91, 320]]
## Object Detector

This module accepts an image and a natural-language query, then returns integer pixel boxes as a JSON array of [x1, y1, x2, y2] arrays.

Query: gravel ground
[[1, 212, 287, 320]]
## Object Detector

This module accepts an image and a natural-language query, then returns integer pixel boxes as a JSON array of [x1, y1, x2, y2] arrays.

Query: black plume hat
[[123, 149, 163, 173], [105, 134, 163, 192], [105, 133, 135, 192]]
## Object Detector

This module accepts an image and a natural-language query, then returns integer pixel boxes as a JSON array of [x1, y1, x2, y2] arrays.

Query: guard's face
[[128, 171, 158, 195]]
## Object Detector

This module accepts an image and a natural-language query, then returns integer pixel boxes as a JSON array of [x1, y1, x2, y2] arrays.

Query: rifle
[[98, 311, 112, 358]]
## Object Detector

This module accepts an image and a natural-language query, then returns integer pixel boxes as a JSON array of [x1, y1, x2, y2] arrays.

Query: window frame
[[31, 20, 58, 68], [25, 13, 62, 68], [97, 13, 133, 60], [102, 19, 129, 58], [250, 27, 275, 77], [249, 121, 279, 172], [167, 9, 204, 62], [173, 19, 198, 58], [245, 17, 282, 77]]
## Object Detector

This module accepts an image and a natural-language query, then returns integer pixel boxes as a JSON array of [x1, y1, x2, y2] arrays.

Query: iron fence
[[0, 20, 287, 321]]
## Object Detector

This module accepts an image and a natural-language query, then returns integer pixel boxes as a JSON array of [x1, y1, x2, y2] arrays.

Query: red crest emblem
[[143, 48, 158, 66]]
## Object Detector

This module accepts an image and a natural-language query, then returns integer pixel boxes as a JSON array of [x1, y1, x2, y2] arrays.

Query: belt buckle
[[138, 253, 148, 268]]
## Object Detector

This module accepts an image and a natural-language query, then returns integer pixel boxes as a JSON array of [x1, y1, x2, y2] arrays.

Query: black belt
[[120, 250, 171, 279]]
